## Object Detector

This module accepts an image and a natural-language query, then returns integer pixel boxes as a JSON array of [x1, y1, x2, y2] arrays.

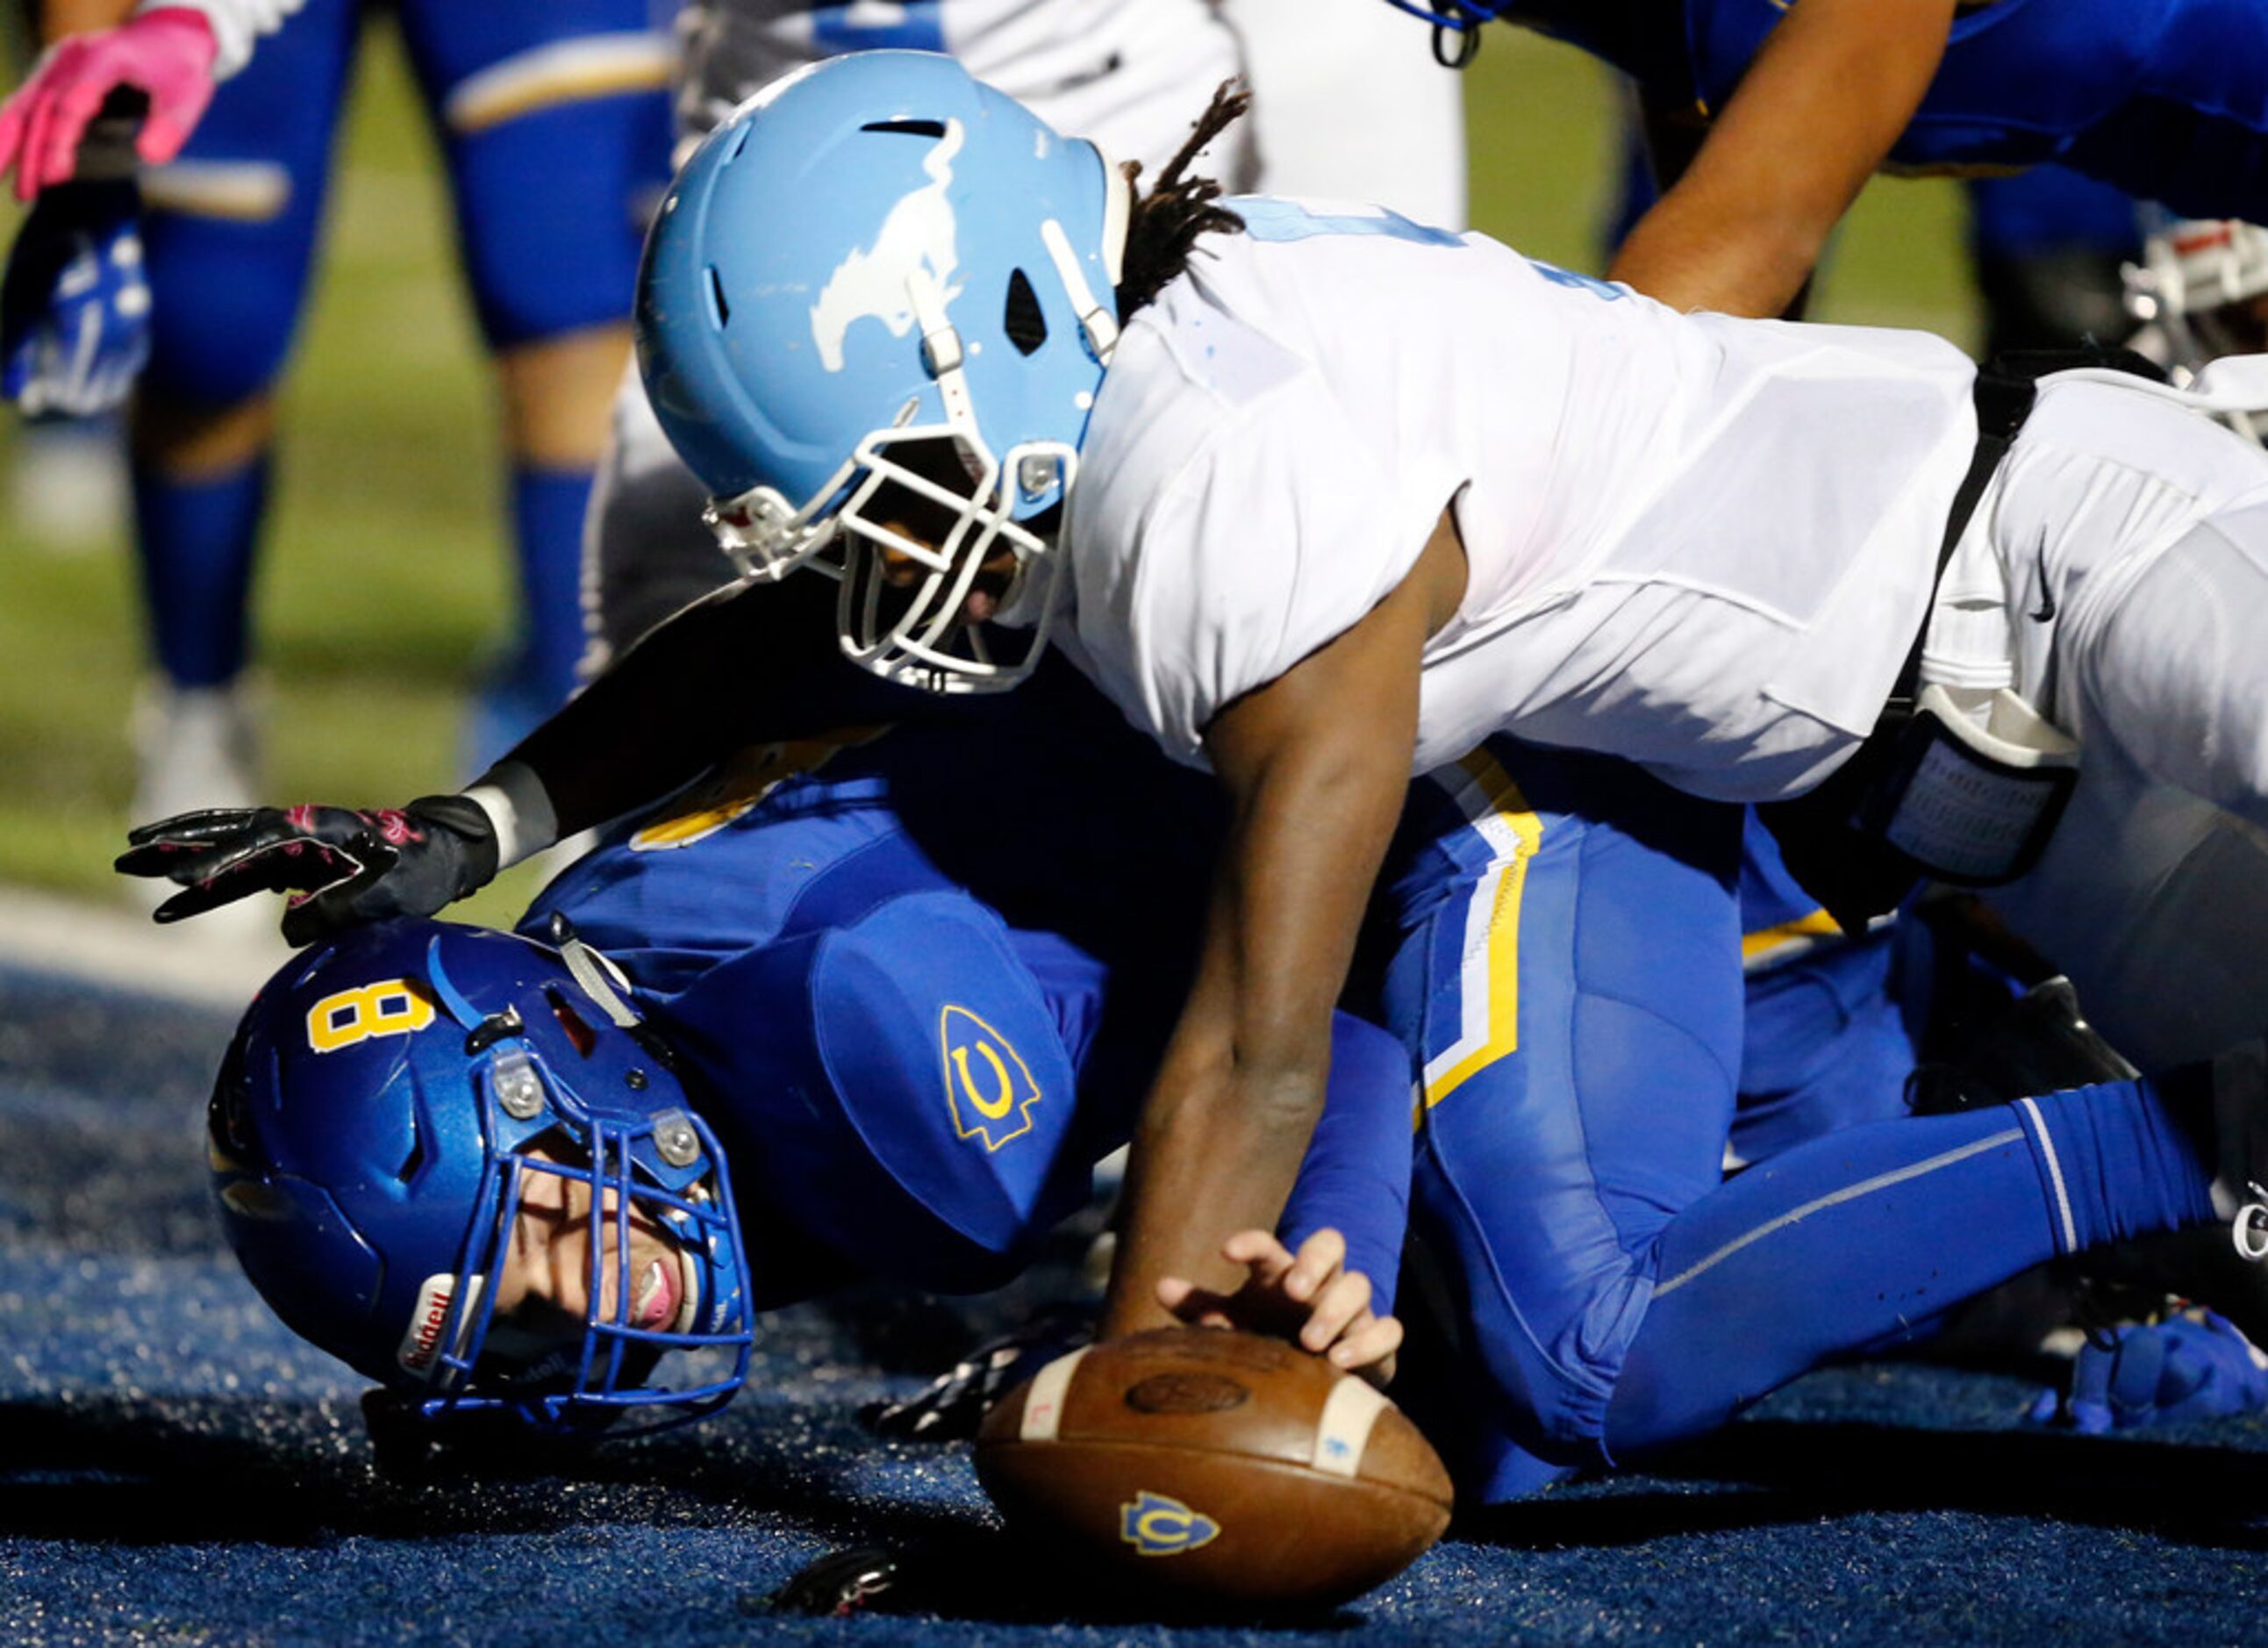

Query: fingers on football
[[1333, 1314, 1402, 1389], [1280, 1228, 1348, 1305], [1299, 1265, 1372, 1354]]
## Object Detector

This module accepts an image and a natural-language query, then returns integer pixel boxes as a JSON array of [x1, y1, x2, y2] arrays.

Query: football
[[974, 1326, 1454, 1609]]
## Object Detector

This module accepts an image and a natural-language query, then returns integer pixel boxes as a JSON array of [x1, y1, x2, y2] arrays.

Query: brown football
[[974, 1326, 1453, 1610]]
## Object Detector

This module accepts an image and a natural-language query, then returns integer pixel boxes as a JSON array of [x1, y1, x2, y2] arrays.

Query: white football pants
[[1942, 372, 2268, 1068]]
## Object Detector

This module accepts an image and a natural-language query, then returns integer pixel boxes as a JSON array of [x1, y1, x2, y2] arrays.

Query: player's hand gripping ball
[[975, 1327, 1452, 1611]]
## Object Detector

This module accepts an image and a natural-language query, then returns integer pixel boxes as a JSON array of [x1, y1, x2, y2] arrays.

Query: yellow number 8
[[305, 980, 436, 1054]]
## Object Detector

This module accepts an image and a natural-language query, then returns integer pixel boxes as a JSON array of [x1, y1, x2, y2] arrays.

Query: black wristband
[[405, 793, 503, 893]]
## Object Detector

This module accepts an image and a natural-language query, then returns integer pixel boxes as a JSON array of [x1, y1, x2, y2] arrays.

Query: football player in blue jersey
[[198, 663, 1419, 1447], [1389, 0, 2268, 321], [0, 0, 675, 821], [139, 605, 2256, 1499]]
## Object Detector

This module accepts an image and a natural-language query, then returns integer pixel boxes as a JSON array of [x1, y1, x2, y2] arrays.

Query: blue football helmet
[[1377, 0, 1510, 25], [210, 919, 753, 1435], [635, 50, 1127, 693], [1375, 0, 1506, 66]]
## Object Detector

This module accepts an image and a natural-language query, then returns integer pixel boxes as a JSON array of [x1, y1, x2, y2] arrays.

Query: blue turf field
[[5, 964, 2266, 1645]]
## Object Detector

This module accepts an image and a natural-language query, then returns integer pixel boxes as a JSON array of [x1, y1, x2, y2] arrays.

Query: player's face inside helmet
[[212, 921, 754, 1438], [854, 435, 1037, 627], [486, 1143, 702, 1365]]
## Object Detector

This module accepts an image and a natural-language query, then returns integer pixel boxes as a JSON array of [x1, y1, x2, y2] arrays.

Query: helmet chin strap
[[1042, 218, 1117, 363], [907, 266, 977, 433], [547, 913, 642, 1031]]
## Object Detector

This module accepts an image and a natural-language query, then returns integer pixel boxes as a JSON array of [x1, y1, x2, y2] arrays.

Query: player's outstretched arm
[[118, 573, 940, 940], [1098, 512, 1467, 1343], [118, 798, 502, 945], [1606, 0, 1955, 318]]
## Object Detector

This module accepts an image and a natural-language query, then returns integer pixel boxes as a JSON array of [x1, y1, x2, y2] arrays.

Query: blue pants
[[1380, 742, 2214, 1499], [1384, 743, 1745, 1463], [140, 0, 671, 404]]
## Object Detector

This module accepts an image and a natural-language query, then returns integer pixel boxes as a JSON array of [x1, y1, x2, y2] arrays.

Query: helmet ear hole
[[545, 988, 598, 1058], [705, 267, 731, 329], [1003, 269, 1047, 355]]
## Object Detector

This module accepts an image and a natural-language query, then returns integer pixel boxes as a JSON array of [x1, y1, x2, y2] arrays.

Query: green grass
[[0, 25, 1980, 917]]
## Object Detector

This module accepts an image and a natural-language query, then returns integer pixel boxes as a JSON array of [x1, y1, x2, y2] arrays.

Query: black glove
[[859, 1305, 1095, 1441], [116, 794, 499, 946]]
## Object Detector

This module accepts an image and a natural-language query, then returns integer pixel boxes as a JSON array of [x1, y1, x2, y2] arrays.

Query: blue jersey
[[521, 666, 1413, 1307], [1513, 0, 2268, 218]]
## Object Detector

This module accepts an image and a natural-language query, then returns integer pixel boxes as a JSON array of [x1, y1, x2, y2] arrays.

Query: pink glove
[[0, 8, 220, 203]]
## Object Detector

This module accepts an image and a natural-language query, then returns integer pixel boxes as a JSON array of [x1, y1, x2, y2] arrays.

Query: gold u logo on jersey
[[939, 1005, 1042, 1151], [306, 979, 436, 1053]]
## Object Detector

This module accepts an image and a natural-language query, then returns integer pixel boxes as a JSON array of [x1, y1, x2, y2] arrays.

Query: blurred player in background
[[1392, 0, 2268, 319], [2128, 213, 2268, 403], [0, 0, 675, 835]]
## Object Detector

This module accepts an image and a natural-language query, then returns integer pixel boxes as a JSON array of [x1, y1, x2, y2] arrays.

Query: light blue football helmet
[[211, 919, 753, 1437], [635, 50, 1128, 693]]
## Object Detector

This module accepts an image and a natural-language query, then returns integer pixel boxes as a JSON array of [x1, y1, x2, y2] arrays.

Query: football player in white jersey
[[117, 57, 2268, 1350], [585, 0, 1465, 670], [583, 0, 1262, 670]]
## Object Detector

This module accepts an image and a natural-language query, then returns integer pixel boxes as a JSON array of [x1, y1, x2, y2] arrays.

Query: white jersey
[[1059, 206, 1981, 801], [674, 0, 1247, 179]]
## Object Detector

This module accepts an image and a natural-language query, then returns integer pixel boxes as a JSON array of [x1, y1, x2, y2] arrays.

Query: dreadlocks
[[1113, 80, 1252, 318]]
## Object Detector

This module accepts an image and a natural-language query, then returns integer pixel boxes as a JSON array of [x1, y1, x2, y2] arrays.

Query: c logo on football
[[939, 1005, 1042, 1150], [1120, 1490, 1220, 1557], [306, 979, 436, 1054]]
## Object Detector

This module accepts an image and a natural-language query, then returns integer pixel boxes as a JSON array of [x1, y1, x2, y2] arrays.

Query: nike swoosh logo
[[2028, 534, 2056, 622]]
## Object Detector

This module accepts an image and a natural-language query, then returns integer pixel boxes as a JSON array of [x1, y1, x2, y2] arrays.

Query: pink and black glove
[[0, 7, 219, 202], [117, 797, 499, 946]]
